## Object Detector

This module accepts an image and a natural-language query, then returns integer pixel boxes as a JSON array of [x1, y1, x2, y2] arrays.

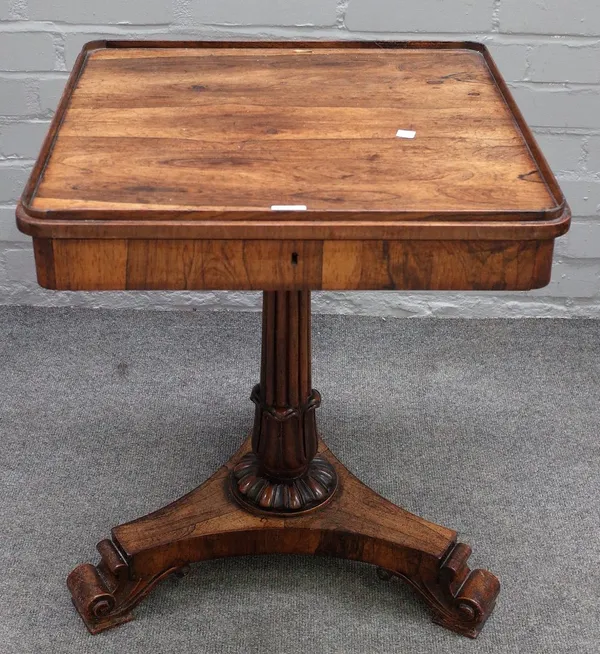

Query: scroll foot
[[67, 539, 180, 634], [429, 543, 500, 638], [381, 542, 500, 638]]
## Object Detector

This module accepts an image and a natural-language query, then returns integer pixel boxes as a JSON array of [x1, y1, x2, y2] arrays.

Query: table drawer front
[[33, 238, 553, 292]]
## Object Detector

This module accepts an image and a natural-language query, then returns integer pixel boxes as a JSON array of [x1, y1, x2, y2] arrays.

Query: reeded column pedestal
[[232, 291, 337, 514]]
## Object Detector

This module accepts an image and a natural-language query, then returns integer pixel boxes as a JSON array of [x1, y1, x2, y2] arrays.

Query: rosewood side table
[[17, 41, 570, 639]]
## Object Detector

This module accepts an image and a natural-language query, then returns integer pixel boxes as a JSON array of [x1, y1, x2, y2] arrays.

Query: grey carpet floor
[[1, 306, 598, 654]]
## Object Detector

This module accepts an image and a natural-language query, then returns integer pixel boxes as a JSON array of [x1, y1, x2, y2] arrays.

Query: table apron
[[32, 237, 554, 292]]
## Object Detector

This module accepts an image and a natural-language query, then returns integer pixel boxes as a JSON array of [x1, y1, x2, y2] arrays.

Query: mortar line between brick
[[534, 127, 600, 136], [576, 138, 587, 173], [52, 32, 66, 72], [523, 45, 532, 82], [0, 72, 70, 79], [335, 0, 351, 30], [510, 80, 600, 91], [0, 22, 172, 31], [0, 118, 52, 125], [0, 161, 35, 170], [6, 0, 27, 21], [491, 0, 502, 32]]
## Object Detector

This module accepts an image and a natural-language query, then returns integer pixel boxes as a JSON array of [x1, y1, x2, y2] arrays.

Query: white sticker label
[[270, 205, 307, 211], [396, 129, 416, 139]]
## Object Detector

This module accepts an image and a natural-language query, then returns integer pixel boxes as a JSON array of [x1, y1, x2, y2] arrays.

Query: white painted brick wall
[[485, 44, 529, 80], [0, 121, 50, 158], [0, 0, 599, 317], [556, 221, 600, 258], [183, 1, 339, 28], [0, 32, 56, 71], [345, 1, 496, 33], [38, 76, 69, 113], [0, 77, 36, 115], [534, 134, 585, 172], [587, 136, 600, 173], [0, 206, 28, 242], [0, 163, 31, 204], [528, 42, 600, 84], [530, 261, 600, 297], [559, 180, 600, 216], [27, 0, 173, 25], [509, 86, 600, 130], [499, 1, 600, 36], [2, 247, 36, 283]]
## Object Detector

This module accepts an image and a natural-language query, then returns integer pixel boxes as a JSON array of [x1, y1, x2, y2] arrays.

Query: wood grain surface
[[22, 41, 565, 227], [30, 237, 554, 291]]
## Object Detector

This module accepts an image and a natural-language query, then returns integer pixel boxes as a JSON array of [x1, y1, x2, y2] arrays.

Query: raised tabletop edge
[[20, 39, 569, 226]]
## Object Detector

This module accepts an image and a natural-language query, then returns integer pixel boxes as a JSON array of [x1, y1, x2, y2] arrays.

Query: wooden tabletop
[[21, 40, 566, 239]]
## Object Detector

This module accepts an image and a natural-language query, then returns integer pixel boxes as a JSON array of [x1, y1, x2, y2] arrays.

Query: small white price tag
[[396, 129, 416, 139], [270, 205, 307, 211]]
